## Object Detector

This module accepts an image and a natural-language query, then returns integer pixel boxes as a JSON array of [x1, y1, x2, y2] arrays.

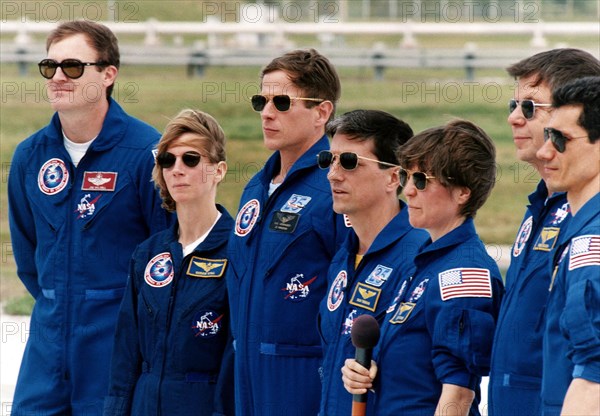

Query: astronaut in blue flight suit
[[536, 77, 600, 416], [104, 110, 234, 416], [488, 49, 600, 416], [341, 120, 504, 415], [317, 110, 428, 416], [226, 49, 348, 416], [8, 21, 171, 415]]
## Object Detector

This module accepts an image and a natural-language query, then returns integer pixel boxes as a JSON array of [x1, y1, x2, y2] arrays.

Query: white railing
[[0, 20, 597, 48]]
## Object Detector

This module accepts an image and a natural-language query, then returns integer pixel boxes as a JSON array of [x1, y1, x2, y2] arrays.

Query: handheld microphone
[[350, 314, 380, 416]]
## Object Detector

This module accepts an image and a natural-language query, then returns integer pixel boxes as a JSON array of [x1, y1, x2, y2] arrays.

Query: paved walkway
[[0, 246, 509, 414], [1, 312, 28, 415]]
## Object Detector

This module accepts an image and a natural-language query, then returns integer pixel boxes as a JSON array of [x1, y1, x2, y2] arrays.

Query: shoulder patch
[[439, 268, 492, 301], [569, 235, 600, 270]]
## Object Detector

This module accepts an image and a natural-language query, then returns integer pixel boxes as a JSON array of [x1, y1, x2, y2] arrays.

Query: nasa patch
[[191, 310, 223, 339], [144, 252, 174, 287], [235, 199, 260, 237], [281, 273, 317, 302], [75, 193, 101, 219], [327, 270, 347, 311], [550, 202, 570, 225], [187, 257, 227, 278], [513, 216, 533, 257], [341, 309, 358, 335], [82, 171, 117, 191], [38, 158, 69, 195], [408, 279, 429, 303]]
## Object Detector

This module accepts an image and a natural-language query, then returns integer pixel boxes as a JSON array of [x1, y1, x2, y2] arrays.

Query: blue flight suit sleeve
[[103, 253, 143, 416], [8, 142, 40, 298], [562, 245, 600, 383], [429, 278, 503, 390], [212, 323, 236, 416]]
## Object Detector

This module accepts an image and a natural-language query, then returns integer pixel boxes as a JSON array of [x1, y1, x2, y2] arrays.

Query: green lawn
[[1, 62, 535, 311]]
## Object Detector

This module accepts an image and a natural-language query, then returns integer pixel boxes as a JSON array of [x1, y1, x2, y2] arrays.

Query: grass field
[[1, 61, 542, 310]]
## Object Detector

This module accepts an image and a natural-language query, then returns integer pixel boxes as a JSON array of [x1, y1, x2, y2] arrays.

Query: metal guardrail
[[2, 20, 597, 81], [2, 42, 599, 81]]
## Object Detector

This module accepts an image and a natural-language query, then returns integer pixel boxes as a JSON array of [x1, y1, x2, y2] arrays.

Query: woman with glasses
[[104, 110, 234, 416], [341, 119, 504, 415]]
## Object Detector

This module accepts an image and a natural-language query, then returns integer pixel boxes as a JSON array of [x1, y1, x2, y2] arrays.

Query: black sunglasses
[[156, 151, 202, 169], [509, 99, 552, 120], [251, 94, 324, 112], [543, 127, 588, 153], [38, 58, 108, 80], [399, 169, 437, 191], [316, 150, 399, 171]]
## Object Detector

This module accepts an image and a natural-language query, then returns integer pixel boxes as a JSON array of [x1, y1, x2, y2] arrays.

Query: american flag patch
[[569, 235, 600, 271], [438, 268, 492, 301]]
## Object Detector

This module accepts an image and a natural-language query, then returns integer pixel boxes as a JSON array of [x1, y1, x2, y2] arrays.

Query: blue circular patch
[[235, 199, 260, 237], [144, 252, 174, 287], [38, 158, 69, 195]]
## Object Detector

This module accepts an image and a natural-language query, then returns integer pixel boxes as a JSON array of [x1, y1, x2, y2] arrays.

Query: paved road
[[0, 246, 509, 414]]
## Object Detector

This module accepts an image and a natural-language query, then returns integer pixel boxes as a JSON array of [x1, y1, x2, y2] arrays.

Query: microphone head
[[351, 314, 380, 349]]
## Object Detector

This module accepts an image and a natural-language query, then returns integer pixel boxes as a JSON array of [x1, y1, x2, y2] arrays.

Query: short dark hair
[[261, 49, 341, 121], [397, 119, 496, 218], [552, 76, 600, 143], [506, 48, 600, 90], [153, 109, 227, 212], [46, 20, 120, 98], [326, 109, 413, 168]]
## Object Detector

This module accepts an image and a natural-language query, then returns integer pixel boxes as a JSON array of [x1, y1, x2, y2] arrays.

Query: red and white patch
[[144, 252, 174, 287], [82, 171, 117, 191], [513, 216, 533, 257], [38, 158, 69, 195], [569, 235, 600, 270], [235, 199, 260, 237], [343, 214, 352, 228], [327, 270, 347, 311]]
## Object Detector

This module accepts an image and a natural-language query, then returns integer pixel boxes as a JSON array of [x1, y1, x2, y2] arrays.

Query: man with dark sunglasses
[[536, 76, 600, 416], [8, 21, 171, 415], [317, 110, 428, 416], [227, 49, 348, 415], [488, 49, 600, 415]]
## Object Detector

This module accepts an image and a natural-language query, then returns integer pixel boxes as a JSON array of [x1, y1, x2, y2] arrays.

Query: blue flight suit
[[318, 203, 428, 416], [104, 206, 234, 416], [489, 181, 571, 415], [371, 219, 504, 415], [8, 99, 171, 415], [226, 135, 348, 416], [541, 193, 600, 415]]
